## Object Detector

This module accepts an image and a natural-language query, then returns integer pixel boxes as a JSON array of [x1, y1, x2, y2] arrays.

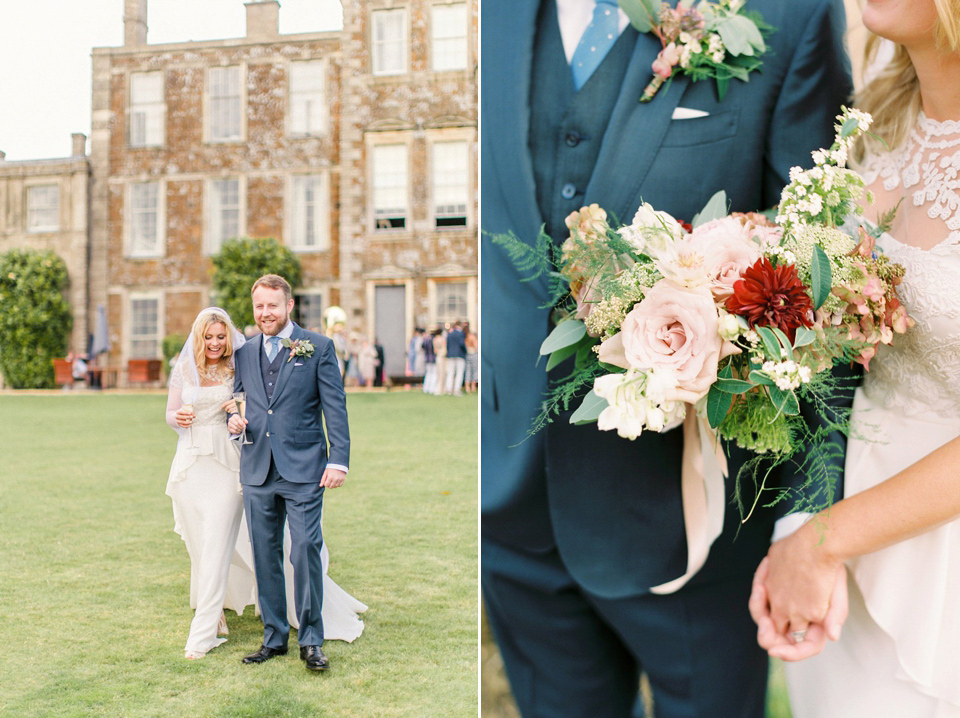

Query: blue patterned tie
[[266, 336, 280, 361], [571, 0, 620, 91]]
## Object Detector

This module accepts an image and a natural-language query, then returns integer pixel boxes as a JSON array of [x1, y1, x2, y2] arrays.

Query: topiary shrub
[[211, 238, 302, 330], [0, 249, 73, 389]]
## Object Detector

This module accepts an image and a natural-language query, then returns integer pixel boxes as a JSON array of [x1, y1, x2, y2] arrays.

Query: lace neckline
[[916, 111, 960, 137]]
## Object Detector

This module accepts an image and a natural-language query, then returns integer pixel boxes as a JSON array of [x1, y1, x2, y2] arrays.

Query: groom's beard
[[257, 316, 290, 336]]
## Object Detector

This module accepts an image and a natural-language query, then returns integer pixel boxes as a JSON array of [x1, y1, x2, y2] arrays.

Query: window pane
[[290, 60, 325, 135], [130, 182, 159, 255], [291, 175, 325, 249], [373, 9, 405, 75], [130, 71, 164, 146], [26, 185, 60, 232], [209, 67, 241, 141], [208, 178, 240, 253], [373, 144, 407, 229], [436, 282, 468, 325], [433, 141, 468, 227], [130, 298, 159, 358], [432, 4, 467, 71], [295, 293, 324, 331]]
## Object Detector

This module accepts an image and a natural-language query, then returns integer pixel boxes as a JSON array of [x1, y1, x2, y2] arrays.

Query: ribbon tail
[[650, 406, 728, 594]]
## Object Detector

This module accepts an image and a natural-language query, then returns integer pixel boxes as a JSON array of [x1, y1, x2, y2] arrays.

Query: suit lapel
[[584, 31, 690, 221], [483, 0, 542, 241], [245, 336, 269, 406], [268, 324, 299, 406]]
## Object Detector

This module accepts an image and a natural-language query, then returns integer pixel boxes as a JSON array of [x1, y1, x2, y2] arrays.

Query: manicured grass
[[0, 391, 478, 718]]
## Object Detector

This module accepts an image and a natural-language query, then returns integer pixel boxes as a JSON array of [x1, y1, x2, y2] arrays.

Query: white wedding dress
[[785, 113, 960, 717], [166, 380, 366, 657]]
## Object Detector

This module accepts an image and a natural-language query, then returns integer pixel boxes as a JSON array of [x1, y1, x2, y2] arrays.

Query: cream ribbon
[[650, 405, 728, 594]]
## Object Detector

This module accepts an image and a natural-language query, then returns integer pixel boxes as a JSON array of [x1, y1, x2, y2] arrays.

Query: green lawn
[[0, 391, 478, 718]]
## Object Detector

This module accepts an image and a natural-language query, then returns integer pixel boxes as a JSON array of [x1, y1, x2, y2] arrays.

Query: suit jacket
[[481, 0, 853, 597], [234, 324, 350, 486]]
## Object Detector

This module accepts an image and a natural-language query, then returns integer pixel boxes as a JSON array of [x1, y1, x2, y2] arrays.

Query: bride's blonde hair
[[191, 310, 236, 375], [855, 0, 960, 161]]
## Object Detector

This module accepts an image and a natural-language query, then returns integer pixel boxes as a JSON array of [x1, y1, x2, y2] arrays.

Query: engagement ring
[[791, 629, 808, 643]]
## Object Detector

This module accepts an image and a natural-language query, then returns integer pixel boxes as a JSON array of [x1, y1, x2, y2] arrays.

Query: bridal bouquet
[[494, 107, 912, 513]]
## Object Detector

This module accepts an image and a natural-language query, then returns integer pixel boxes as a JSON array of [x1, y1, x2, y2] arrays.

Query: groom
[[481, 0, 853, 715], [228, 274, 350, 672]]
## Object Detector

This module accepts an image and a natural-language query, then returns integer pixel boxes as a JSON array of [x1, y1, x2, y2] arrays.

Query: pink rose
[[598, 281, 738, 403], [684, 216, 765, 300], [652, 42, 681, 80]]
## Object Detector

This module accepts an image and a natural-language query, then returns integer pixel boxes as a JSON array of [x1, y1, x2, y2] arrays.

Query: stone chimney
[[124, 0, 147, 46], [245, 1, 280, 41], [72, 133, 87, 157]]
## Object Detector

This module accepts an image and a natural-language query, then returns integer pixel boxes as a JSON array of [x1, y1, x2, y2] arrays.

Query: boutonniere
[[281, 338, 315, 363], [618, 0, 770, 102]]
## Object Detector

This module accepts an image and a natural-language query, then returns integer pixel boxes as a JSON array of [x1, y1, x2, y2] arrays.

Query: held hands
[[748, 524, 850, 661], [320, 468, 346, 489], [221, 398, 238, 415]]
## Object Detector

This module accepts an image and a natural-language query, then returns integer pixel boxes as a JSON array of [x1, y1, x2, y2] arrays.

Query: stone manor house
[[0, 0, 477, 382]]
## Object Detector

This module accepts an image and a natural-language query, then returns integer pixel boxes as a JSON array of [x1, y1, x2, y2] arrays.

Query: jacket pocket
[[294, 429, 323, 444], [660, 108, 739, 147]]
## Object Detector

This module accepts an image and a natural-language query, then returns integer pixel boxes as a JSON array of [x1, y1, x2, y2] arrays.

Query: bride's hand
[[175, 406, 194, 428], [763, 522, 845, 638], [221, 398, 238, 415]]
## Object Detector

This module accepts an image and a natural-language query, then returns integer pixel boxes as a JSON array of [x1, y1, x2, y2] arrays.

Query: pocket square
[[672, 107, 710, 120], [295, 362, 304, 367]]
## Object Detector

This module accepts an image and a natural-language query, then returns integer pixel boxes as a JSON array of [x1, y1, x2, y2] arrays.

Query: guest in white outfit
[[751, 2, 960, 715], [166, 308, 366, 660]]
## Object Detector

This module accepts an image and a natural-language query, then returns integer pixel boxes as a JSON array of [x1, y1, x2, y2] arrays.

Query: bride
[[165, 307, 366, 659], [749, 1, 960, 715]]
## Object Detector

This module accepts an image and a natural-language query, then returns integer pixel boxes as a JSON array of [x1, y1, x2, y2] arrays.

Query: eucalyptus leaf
[[545, 342, 580, 371], [715, 16, 752, 56], [793, 326, 817, 349], [692, 191, 728, 228], [540, 320, 587, 356], [769, 326, 794, 361], [706, 384, 734, 428], [748, 370, 775, 386], [617, 0, 659, 33], [714, 377, 754, 394], [840, 117, 860, 139], [756, 326, 783, 361], [769, 385, 800, 416], [570, 390, 609, 425], [810, 244, 832, 311]]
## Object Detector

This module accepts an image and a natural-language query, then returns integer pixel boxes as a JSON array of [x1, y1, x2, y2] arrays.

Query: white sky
[[0, 0, 343, 161]]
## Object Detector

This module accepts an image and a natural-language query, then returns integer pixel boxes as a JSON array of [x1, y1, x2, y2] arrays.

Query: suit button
[[565, 132, 581, 147], [266, 432, 271, 437], [561, 183, 576, 200], [268, 410, 273, 415]]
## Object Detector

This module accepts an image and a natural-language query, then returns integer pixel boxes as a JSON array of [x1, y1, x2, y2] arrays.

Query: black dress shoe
[[242, 645, 288, 664], [299, 645, 329, 672]]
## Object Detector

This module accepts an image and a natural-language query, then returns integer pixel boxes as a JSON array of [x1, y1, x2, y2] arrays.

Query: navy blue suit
[[481, 1, 853, 715], [235, 324, 349, 649]]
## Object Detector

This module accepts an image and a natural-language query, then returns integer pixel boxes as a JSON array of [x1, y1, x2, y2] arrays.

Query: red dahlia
[[725, 258, 813, 341]]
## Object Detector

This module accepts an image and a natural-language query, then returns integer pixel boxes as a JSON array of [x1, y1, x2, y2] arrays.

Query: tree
[[211, 238, 302, 330], [0, 249, 73, 389]]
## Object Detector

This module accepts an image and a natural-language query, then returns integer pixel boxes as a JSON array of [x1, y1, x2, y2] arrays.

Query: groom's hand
[[320, 468, 346, 489]]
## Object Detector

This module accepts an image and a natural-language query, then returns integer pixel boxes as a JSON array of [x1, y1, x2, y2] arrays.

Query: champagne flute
[[233, 391, 252, 445], [181, 402, 196, 448]]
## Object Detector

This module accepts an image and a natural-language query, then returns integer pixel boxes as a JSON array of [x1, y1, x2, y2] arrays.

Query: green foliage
[[211, 238, 303, 330], [0, 248, 73, 388], [163, 333, 186, 366]]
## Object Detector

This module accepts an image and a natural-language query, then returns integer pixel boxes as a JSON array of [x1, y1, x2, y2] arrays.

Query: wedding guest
[[433, 327, 447, 395], [358, 338, 378, 388], [751, 3, 960, 715], [444, 321, 467, 396], [480, 0, 853, 715], [374, 340, 385, 388], [464, 324, 478, 393], [422, 329, 438, 394]]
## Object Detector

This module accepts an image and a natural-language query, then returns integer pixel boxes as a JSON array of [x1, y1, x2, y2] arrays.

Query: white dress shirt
[[556, 0, 630, 64]]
